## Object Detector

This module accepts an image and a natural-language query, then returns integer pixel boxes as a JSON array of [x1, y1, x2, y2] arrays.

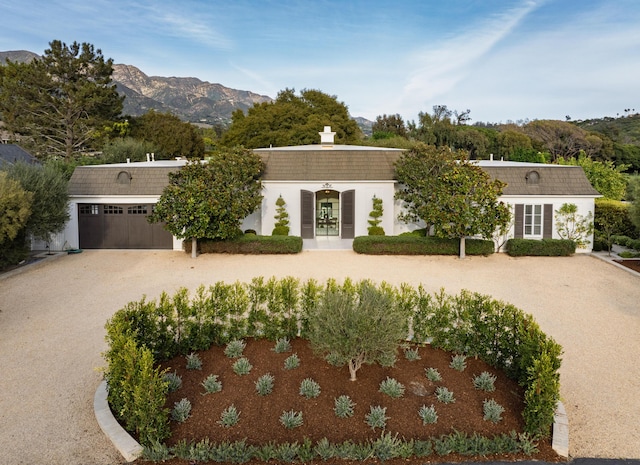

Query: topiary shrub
[[506, 238, 575, 256], [367, 195, 385, 236], [272, 195, 290, 236]]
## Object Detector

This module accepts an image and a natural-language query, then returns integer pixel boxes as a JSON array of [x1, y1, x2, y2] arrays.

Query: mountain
[[1, 50, 373, 132], [112, 64, 272, 126]]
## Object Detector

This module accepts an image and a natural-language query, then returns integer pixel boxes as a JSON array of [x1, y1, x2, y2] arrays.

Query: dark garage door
[[78, 204, 173, 249]]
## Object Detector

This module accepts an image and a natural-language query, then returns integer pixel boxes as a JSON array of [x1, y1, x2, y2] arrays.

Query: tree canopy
[[220, 88, 362, 148], [395, 144, 510, 258], [556, 152, 628, 200], [129, 111, 204, 159], [0, 40, 123, 160], [0, 171, 32, 243], [148, 147, 263, 257]]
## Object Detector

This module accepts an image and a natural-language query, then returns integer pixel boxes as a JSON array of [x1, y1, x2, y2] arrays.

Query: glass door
[[315, 190, 339, 236]]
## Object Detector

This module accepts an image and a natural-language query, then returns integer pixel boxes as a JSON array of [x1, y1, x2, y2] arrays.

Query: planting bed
[[615, 259, 640, 273], [142, 338, 562, 464]]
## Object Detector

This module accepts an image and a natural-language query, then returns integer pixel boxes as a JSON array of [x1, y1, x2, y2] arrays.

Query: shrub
[[279, 410, 304, 429], [272, 195, 290, 236], [483, 399, 505, 423], [185, 352, 202, 370], [299, 378, 321, 399], [367, 195, 385, 236], [224, 339, 246, 358], [418, 405, 438, 425], [449, 354, 467, 371], [404, 347, 421, 361], [353, 235, 494, 255], [283, 353, 300, 370], [365, 405, 388, 430], [506, 238, 575, 256], [425, 367, 442, 382], [255, 373, 275, 396], [232, 357, 253, 375], [185, 235, 302, 254], [164, 372, 182, 393], [473, 372, 497, 392], [218, 405, 240, 427], [201, 374, 222, 394], [273, 337, 292, 353], [435, 386, 455, 404], [171, 398, 192, 422], [379, 377, 405, 398], [334, 395, 356, 418]]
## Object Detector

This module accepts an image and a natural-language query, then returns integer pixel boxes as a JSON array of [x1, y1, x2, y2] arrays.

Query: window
[[79, 204, 99, 215], [104, 205, 123, 215], [524, 204, 542, 236], [127, 205, 148, 215]]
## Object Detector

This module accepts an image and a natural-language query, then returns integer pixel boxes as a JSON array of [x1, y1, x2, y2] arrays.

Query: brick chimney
[[319, 126, 336, 147]]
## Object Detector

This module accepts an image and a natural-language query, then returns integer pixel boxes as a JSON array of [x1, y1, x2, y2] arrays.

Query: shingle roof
[[257, 148, 403, 181], [68, 165, 180, 196], [480, 164, 600, 196], [0, 144, 39, 167]]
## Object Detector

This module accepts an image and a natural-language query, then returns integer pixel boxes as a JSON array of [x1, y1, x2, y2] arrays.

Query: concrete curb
[[94, 381, 570, 461], [591, 252, 640, 278], [552, 401, 569, 458], [0, 251, 67, 281], [94, 380, 143, 462]]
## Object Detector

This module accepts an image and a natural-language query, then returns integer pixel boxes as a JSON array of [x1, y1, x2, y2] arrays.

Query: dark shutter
[[300, 190, 314, 239], [543, 204, 553, 239], [341, 190, 355, 239], [514, 204, 524, 239]]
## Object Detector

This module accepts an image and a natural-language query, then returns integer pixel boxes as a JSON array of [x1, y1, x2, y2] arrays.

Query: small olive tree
[[306, 281, 407, 381], [555, 203, 594, 249]]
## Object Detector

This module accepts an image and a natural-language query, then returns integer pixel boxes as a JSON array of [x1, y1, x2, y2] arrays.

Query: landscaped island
[[103, 277, 562, 464]]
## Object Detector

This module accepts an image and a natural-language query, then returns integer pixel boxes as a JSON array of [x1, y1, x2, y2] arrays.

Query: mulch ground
[[137, 338, 563, 465]]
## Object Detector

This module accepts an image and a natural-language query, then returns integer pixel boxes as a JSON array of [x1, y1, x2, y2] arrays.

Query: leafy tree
[[367, 195, 384, 235], [6, 162, 70, 243], [0, 40, 123, 160], [522, 120, 612, 161], [272, 195, 290, 236], [221, 88, 362, 148], [0, 172, 33, 269], [372, 113, 407, 139], [129, 110, 204, 159], [307, 281, 407, 381], [594, 199, 628, 255], [495, 129, 534, 160], [99, 137, 157, 164], [148, 148, 263, 258], [556, 152, 628, 200], [554, 203, 594, 249], [395, 144, 510, 258], [630, 196, 640, 236], [453, 126, 490, 159], [0, 171, 32, 243]]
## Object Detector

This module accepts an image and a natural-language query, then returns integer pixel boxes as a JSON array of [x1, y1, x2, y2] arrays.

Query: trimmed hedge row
[[185, 234, 303, 254], [353, 235, 495, 256], [104, 278, 561, 447], [506, 239, 575, 256]]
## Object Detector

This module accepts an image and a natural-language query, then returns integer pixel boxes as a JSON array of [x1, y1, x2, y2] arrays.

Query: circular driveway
[[0, 250, 638, 463]]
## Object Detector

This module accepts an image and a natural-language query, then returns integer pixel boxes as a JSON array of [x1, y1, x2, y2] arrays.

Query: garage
[[78, 203, 173, 249]]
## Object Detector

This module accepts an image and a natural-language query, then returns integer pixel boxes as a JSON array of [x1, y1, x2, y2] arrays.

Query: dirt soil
[[146, 338, 561, 465], [615, 259, 640, 273]]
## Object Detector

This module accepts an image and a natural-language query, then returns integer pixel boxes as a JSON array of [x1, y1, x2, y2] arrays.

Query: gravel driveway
[[0, 250, 638, 464]]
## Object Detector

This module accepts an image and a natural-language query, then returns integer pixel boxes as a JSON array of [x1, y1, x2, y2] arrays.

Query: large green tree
[[6, 162, 70, 243], [129, 110, 204, 159], [221, 88, 362, 148], [556, 152, 628, 200], [0, 172, 33, 269], [0, 40, 123, 160], [148, 148, 263, 258], [395, 144, 510, 258]]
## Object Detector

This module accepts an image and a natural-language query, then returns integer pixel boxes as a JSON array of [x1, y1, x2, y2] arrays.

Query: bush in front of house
[[353, 235, 494, 256], [506, 238, 575, 256], [185, 234, 302, 254]]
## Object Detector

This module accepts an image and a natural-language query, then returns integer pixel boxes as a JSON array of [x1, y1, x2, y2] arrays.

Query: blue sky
[[2, 0, 639, 124]]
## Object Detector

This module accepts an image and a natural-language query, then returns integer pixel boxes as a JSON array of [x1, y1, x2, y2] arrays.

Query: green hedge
[[104, 278, 561, 447], [353, 235, 495, 256], [506, 239, 575, 256], [611, 235, 640, 251], [185, 234, 302, 254]]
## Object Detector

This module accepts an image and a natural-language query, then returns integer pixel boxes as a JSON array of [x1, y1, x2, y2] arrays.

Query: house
[[58, 127, 600, 252]]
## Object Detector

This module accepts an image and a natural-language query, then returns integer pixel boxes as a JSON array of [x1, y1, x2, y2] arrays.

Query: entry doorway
[[316, 190, 339, 236]]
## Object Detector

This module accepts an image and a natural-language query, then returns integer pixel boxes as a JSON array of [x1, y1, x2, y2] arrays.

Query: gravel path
[[0, 250, 638, 464]]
